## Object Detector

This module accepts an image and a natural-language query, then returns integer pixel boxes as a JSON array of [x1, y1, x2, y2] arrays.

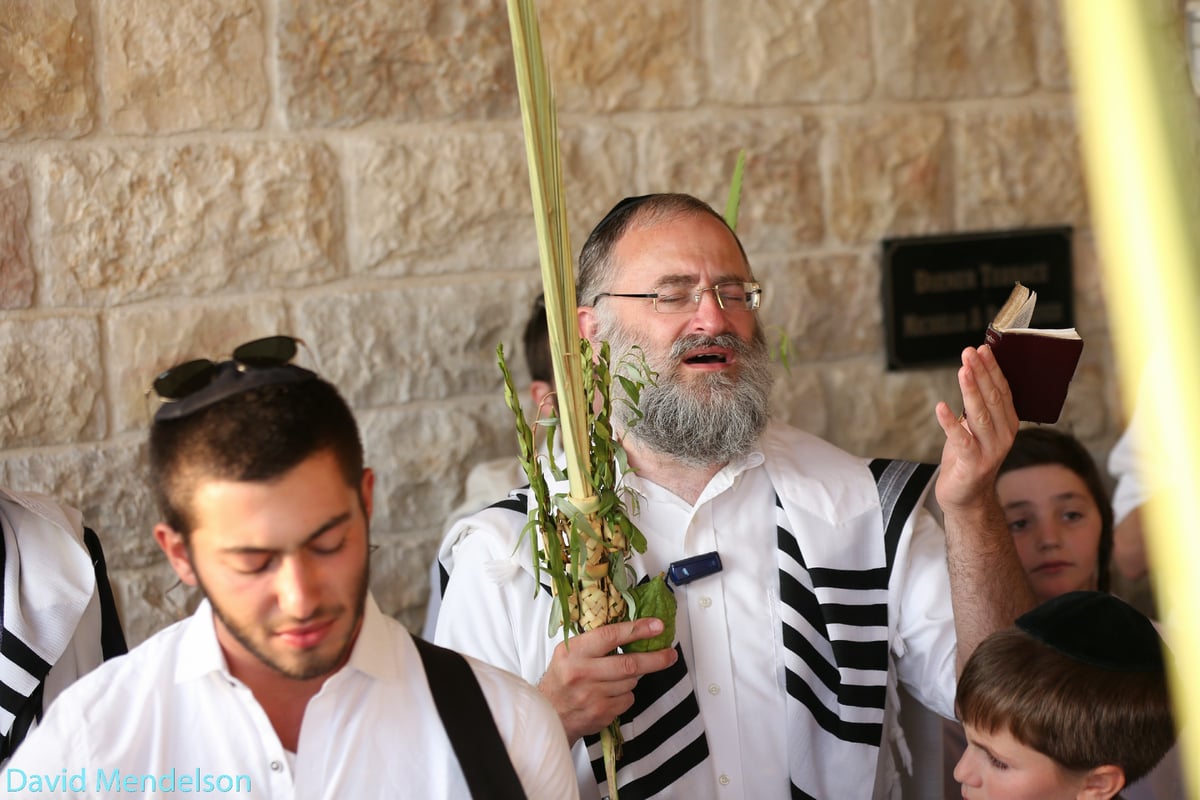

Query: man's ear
[[577, 304, 599, 343], [529, 380, 555, 418], [360, 467, 375, 521], [154, 523, 198, 587], [1077, 764, 1125, 800]]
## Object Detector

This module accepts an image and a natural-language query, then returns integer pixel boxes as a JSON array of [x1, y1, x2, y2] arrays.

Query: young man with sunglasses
[[435, 194, 1036, 799], [2, 345, 577, 799]]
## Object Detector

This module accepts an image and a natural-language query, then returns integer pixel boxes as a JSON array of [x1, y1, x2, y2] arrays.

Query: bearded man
[[435, 194, 1034, 799]]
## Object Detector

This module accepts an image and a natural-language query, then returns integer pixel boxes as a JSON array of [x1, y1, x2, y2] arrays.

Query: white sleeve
[[471, 661, 580, 800], [433, 511, 550, 688], [891, 506, 957, 720], [1108, 408, 1151, 524], [2, 690, 91, 797]]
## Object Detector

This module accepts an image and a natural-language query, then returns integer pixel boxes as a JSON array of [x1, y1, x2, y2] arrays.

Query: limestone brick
[[709, 0, 872, 105], [99, 0, 267, 134], [354, 123, 635, 272], [1070, 232, 1109, 339], [1056, 346, 1115, 441], [367, 530, 441, 623], [290, 275, 540, 410], [279, 0, 516, 128], [105, 299, 290, 435], [358, 401, 517, 534], [822, 358, 960, 461], [1033, 0, 1072, 90], [641, 117, 825, 252], [768, 364, 829, 443], [0, 162, 34, 309], [756, 253, 883, 363], [829, 112, 952, 245], [0, 315, 104, 448], [954, 107, 1088, 230], [42, 141, 345, 306], [540, 0, 702, 112], [875, 0, 1038, 100], [559, 126, 641, 247], [351, 128, 535, 276], [0, 0, 94, 139], [110, 565, 201, 647], [0, 440, 159, 568]]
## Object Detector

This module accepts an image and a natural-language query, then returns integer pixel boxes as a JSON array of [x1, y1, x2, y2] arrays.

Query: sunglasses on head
[[152, 335, 303, 401]]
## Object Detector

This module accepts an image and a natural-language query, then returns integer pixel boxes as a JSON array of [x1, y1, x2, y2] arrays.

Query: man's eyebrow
[[654, 272, 751, 287], [222, 511, 353, 555]]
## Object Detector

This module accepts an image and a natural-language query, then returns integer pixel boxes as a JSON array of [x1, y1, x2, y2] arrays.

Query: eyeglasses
[[595, 281, 762, 314], [152, 336, 303, 400]]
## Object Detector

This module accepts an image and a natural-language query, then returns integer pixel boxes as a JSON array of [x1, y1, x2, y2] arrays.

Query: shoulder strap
[[82, 528, 128, 660], [412, 636, 528, 800], [868, 458, 938, 579]]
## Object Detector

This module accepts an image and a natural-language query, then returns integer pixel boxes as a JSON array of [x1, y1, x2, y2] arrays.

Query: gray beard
[[597, 317, 774, 468]]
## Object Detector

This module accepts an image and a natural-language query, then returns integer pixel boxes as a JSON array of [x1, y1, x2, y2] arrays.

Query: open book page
[[992, 282, 1038, 329]]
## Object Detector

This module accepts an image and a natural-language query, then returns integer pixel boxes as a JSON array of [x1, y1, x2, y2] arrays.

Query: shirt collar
[[619, 446, 766, 506], [175, 593, 402, 686]]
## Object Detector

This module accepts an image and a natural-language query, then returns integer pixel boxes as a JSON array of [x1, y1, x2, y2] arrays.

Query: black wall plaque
[[882, 227, 1074, 370]]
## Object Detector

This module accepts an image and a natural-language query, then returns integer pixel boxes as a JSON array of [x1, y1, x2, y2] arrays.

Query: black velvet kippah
[[153, 361, 316, 422], [594, 194, 655, 232], [1016, 590, 1167, 673]]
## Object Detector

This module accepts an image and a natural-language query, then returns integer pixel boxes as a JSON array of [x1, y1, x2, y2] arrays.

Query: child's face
[[996, 464, 1102, 603], [955, 722, 1086, 799]]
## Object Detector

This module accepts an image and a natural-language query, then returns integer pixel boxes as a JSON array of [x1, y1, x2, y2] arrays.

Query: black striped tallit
[[451, 461, 936, 799], [778, 458, 936, 798], [0, 516, 54, 761]]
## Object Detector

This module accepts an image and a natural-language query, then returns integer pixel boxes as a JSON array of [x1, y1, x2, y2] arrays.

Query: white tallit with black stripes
[[0, 488, 101, 762], [438, 426, 953, 800]]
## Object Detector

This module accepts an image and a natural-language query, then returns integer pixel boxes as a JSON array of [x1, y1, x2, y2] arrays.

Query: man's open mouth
[[685, 352, 728, 365]]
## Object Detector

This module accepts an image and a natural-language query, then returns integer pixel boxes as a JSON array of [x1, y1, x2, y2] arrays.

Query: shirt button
[[719, 774, 731, 786], [708, 683, 720, 695], [269, 761, 282, 772], [698, 596, 712, 608]]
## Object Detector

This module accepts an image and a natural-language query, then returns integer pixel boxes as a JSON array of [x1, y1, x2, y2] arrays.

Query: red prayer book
[[984, 283, 1084, 424]]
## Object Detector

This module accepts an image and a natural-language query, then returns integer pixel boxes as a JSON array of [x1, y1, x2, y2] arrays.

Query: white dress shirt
[[3, 595, 579, 799]]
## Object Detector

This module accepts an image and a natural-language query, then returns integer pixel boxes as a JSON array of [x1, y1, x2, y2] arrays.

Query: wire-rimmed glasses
[[595, 281, 762, 314]]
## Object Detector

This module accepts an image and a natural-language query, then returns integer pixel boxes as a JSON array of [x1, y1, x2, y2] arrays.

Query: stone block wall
[[0, 0, 1189, 644]]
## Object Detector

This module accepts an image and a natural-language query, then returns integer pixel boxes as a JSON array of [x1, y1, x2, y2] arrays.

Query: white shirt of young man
[[2, 594, 579, 800], [436, 423, 957, 800]]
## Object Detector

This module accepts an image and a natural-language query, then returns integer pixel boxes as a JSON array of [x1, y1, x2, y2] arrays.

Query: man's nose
[[276, 554, 320, 620], [688, 287, 730, 332]]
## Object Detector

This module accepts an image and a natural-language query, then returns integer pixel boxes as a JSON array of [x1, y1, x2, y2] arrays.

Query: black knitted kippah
[[1016, 590, 1167, 673], [153, 360, 316, 422]]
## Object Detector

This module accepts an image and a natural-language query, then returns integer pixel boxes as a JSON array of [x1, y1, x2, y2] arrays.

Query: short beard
[[191, 530, 370, 681], [597, 316, 774, 468]]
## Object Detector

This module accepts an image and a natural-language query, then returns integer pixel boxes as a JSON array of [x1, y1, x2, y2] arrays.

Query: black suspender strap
[[412, 636, 528, 800], [82, 528, 128, 660]]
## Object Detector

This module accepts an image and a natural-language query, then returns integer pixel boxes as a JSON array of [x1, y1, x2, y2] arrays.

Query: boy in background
[[954, 591, 1176, 800]]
